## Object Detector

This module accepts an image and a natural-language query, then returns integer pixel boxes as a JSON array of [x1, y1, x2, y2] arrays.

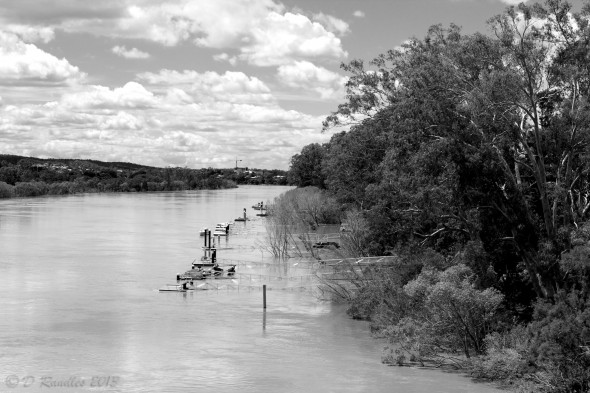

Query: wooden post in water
[[263, 284, 267, 309], [203, 229, 208, 260]]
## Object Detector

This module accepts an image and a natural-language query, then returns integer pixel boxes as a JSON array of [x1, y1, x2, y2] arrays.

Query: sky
[[0, 0, 585, 170]]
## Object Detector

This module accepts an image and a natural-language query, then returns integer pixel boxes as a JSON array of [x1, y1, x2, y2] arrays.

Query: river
[[0, 186, 503, 392]]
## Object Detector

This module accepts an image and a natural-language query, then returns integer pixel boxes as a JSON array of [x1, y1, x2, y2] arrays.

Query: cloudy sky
[[0, 0, 584, 169]]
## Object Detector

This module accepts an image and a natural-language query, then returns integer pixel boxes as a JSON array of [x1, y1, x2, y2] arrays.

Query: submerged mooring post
[[263, 284, 267, 309], [202, 229, 209, 260]]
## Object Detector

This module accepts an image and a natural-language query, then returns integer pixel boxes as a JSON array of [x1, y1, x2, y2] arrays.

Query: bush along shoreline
[[286, 2, 590, 392], [0, 178, 238, 198], [0, 155, 288, 199]]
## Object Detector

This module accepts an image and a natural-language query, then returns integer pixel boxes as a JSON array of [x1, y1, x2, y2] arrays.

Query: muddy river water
[[0, 186, 503, 392]]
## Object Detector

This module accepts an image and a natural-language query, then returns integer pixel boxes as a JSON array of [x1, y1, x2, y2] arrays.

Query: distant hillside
[[0, 154, 288, 199], [0, 154, 155, 171]]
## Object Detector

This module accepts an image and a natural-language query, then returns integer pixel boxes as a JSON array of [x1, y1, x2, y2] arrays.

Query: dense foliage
[[289, 1, 590, 391], [0, 155, 288, 198]]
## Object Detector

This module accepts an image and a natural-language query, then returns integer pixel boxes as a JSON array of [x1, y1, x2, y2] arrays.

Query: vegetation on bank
[[263, 187, 340, 258], [288, 2, 590, 392], [0, 154, 288, 198]]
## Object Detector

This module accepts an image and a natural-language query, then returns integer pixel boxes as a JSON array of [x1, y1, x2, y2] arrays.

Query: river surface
[[0, 186, 503, 392]]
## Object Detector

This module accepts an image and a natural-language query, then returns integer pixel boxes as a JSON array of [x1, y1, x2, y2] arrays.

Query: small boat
[[213, 222, 229, 236], [252, 202, 263, 210], [159, 284, 188, 292], [178, 268, 207, 280], [210, 264, 236, 277]]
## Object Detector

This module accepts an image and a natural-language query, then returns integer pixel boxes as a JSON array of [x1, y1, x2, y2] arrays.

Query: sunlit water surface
[[0, 186, 503, 392]]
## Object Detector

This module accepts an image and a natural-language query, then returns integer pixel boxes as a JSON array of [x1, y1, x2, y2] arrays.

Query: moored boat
[[213, 222, 230, 236], [159, 283, 188, 292], [178, 263, 236, 281]]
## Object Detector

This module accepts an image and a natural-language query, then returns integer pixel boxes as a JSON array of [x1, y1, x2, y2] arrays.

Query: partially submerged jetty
[[160, 223, 236, 292]]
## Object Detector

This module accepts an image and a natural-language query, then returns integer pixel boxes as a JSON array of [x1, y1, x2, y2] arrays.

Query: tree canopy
[[290, 1, 590, 390]]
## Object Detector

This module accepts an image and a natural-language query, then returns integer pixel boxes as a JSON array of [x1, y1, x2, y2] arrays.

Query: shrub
[[47, 182, 71, 195], [403, 265, 504, 357], [0, 181, 14, 198], [526, 291, 590, 393], [339, 209, 372, 257], [378, 265, 504, 365], [346, 284, 383, 320], [147, 181, 164, 191], [469, 327, 530, 381], [170, 180, 187, 191], [14, 181, 48, 197]]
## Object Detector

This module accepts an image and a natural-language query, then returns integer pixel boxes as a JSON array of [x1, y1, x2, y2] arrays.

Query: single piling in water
[[263, 284, 267, 309]]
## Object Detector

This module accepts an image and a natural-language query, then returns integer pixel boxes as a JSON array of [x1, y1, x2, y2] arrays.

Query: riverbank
[[0, 178, 237, 199]]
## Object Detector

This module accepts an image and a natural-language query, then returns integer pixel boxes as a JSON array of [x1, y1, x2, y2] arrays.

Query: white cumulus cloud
[[0, 73, 330, 169], [111, 45, 150, 59], [239, 12, 348, 66], [313, 13, 349, 35], [4, 25, 55, 43], [4, 0, 347, 67], [59, 82, 158, 110], [0, 31, 84, 86], [138, 69, 274, 104], [213, 53, 238, 66], [277, 61, 347, 99]]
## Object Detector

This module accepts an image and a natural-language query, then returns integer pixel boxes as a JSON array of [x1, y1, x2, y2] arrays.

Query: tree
[[321, 1, 590, 301], [288, 143, 326, 188], [304, 1, 590, 388], [0, 165, 19, 185], [322, 109, 391, 207]]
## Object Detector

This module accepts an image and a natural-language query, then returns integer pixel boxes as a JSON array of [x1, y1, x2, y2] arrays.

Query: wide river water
[[0, 185, 503, 392]]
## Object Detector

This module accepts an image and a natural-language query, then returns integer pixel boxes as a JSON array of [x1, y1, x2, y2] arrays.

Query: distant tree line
[[0, 155, 287, 198], [289, 1, 590, 391]]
